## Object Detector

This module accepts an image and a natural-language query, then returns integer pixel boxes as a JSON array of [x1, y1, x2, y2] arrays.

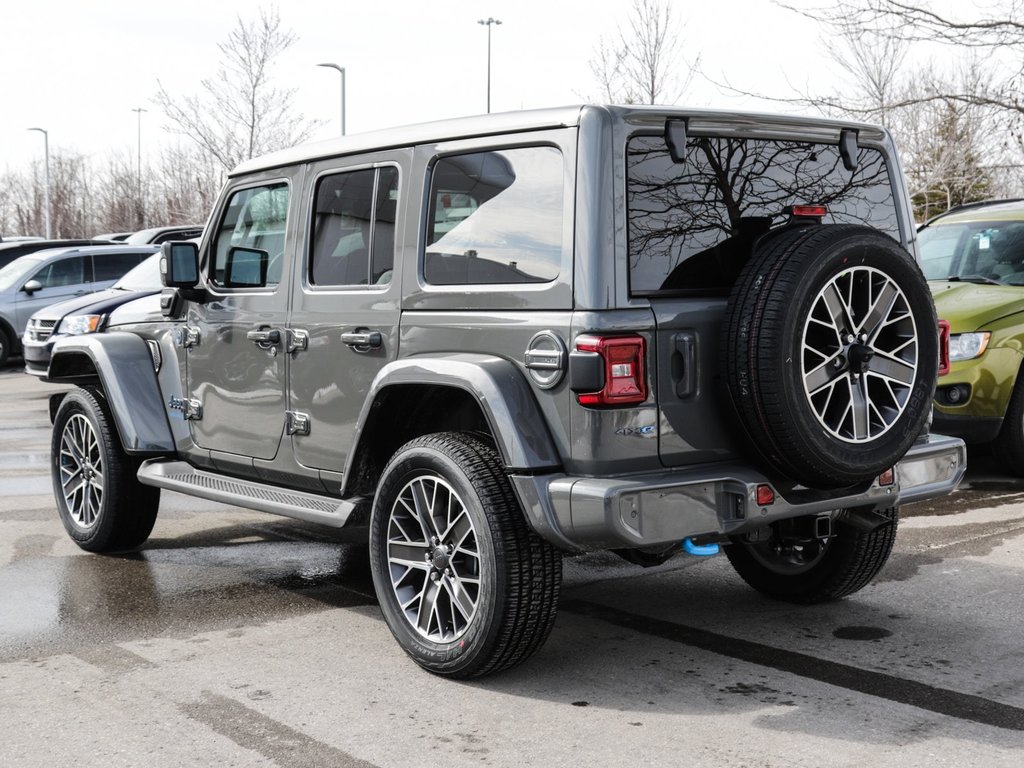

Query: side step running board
[[137, 459, 365, 528]]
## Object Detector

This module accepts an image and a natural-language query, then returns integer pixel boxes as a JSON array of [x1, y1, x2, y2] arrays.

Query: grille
[[27, 318, 57, 343]]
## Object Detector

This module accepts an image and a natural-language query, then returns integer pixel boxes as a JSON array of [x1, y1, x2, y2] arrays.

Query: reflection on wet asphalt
[[0, 522, 377, 662]]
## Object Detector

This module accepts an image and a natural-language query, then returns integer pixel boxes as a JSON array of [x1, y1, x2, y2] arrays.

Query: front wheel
[[725, 507, 899, 603], [51, 386, 160, 552], [369, 432, 562, 678]]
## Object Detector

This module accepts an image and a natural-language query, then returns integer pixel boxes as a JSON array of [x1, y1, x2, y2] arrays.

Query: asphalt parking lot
[[1, 365, 1023, 767]]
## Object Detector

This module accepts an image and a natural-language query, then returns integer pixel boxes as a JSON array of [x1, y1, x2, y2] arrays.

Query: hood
[[30, 288, 157, 323], [930, 281, 1024, 332], [107, 293, 165, 327]]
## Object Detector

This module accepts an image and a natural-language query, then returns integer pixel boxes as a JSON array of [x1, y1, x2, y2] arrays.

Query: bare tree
[[787, 2, 1024, 130], [589, 0, 700, 104], [155, 7, 318, 174], [154, 144, 221, 225]]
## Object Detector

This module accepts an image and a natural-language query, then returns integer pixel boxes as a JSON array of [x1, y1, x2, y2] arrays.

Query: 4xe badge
[[615, 425, 655, 437]]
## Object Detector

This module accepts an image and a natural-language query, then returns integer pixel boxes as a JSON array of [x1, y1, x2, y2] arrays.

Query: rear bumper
[[511, 433, 966, 551]]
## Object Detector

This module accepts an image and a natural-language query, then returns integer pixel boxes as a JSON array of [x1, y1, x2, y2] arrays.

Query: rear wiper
[[947, 274, 1004, 285]]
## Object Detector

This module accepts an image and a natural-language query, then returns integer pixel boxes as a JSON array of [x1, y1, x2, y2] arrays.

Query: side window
[[92, 252, 149, 282], [424, 146, 563, 286], [33, 256, 87, 288], [212, 183, 289, 288], [310, 166, 399, 287]]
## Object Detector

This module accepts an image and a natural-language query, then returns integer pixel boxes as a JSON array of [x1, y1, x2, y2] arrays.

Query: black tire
[[51, 386, 160, 552], [369, 432, 562, 678], [994, 369, 1024, 476], [726, 507, 899, 604], [0, 326, 10, 367], [722, 224, 938, 488]]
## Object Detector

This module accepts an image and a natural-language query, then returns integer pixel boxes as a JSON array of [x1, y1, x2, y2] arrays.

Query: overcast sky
[[0, 0, 830, 173]]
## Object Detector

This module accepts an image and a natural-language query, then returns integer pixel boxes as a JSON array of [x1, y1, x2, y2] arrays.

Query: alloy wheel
[[385, 475, 481, 642], [58, 413, 104, 528]]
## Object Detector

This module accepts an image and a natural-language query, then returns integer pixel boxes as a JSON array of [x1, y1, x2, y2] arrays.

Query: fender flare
[[47, 332, 175, 455], [345, 353, 562, 482]]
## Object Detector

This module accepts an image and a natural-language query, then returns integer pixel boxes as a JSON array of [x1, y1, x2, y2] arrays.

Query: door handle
[[247, 328, 281, 347], [341, 329, 383, 351]]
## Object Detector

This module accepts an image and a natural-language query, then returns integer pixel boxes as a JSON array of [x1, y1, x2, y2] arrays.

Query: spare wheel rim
[[801, 265, 919, 444]]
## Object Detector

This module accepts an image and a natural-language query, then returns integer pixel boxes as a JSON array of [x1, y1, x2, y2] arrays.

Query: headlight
[[948, 332, 991, 361], [60, 314, 104, 335]]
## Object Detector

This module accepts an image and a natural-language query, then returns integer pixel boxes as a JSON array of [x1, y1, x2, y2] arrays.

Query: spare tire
[[721, 224, 937, 489]]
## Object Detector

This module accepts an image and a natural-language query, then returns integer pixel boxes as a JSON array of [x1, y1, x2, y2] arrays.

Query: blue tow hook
[[683, 538, 720, 557]]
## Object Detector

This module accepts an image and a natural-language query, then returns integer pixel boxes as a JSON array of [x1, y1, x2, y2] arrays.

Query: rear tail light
[[573, 334, 647, 406], [938, 320, 950, 376], [755, 484, 775, 506]]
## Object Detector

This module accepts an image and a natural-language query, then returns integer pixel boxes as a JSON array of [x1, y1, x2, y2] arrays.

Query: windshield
[[114, 253, 162, 291], [919, 220, 1024, 285], [0, 256, 42, 292]]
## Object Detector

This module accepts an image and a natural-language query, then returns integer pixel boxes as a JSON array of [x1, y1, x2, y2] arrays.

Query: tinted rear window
[[626, 135, 899, 295]]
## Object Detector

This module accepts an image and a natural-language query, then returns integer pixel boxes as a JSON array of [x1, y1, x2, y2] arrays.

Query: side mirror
[[160, 241, 200, 288], [22, 279, 42, 295], [224, 246, 268, 288]]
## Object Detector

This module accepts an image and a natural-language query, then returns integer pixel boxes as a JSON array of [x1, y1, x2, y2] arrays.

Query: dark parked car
[[0, 244, 156, 364], [0, 239, 115, 270], [123, 225, 204, 245], [23, 252, 162, 376]]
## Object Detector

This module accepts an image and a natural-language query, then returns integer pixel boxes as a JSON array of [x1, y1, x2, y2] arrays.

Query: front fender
[[47, 333, 175, 455], [348, 353, 562, 475]]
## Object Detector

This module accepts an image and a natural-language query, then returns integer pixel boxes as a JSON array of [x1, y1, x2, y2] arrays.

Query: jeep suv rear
[[44, 106, 964, 678]]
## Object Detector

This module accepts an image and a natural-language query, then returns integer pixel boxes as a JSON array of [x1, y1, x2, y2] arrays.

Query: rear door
[[287, 151, 408, 473]]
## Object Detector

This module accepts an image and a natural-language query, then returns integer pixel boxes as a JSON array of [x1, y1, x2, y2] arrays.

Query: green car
[[921, 199, 1024, 471]]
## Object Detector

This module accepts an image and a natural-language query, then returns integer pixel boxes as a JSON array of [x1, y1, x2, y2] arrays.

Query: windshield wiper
[[946, 274, 1005, 285]]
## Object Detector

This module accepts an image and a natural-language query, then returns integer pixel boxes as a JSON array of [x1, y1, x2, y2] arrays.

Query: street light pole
[[317, 63, 346, 136], [477, 17, 502, 114], [132, 107, 147, 227], [27, 127, 50, 239]]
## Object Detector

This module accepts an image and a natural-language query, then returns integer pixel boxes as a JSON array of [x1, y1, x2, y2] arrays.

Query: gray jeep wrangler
[[46, 105, 965, 678]]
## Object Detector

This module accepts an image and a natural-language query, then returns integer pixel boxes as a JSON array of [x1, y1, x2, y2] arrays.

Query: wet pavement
[[1, 364, 1023, 766]]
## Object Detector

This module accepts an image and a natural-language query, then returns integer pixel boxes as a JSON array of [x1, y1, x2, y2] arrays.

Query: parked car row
[[0, 244, 159, 364], [0, 225, 202, 366]]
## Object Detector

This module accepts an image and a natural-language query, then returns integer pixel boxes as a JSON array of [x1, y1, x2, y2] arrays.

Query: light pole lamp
[[317, 63, 346, 136], [477, 17, 502, 114], [27, 127, 51, 239]]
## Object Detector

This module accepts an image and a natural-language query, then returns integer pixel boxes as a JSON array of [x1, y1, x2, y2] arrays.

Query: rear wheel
[[369, 432, 562, 678], [725, 507, 899, 603], [51, 386, 160, 552], [0, 327, 10, 366]]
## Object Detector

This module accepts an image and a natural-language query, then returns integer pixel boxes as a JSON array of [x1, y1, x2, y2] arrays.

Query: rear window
[[626, 134, 899, 295]]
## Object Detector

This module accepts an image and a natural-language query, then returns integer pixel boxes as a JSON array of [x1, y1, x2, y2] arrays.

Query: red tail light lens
[[938, 320, 951, 376], [790, 204, 828, 219], [575, 334, 647, 406]]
